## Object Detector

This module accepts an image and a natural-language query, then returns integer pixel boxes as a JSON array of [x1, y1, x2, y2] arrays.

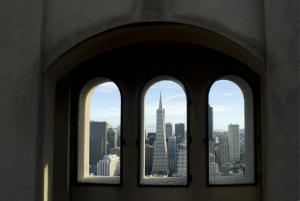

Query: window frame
[[138, 75, 191, 187], [206, 74, 260, 186], [76, 77, 124, 186]]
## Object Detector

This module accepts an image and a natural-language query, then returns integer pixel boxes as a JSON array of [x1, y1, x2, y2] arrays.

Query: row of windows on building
[[77, 76, 255, 186]]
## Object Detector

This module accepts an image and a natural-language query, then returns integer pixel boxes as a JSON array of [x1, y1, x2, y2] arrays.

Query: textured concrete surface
[[264, 0, 300, 200], [0, 1, 43, 201], [43, 0, 265, 68]]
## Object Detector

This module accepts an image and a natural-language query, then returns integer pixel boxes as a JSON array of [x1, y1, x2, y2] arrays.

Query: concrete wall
[[264, 0, 300, 200], [43, 0, 265, 68], [0, 1, 43, 201], [0, 0, 299, 200]]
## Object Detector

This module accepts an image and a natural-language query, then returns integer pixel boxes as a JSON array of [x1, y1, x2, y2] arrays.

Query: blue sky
[[90, 82, 121, 127], [90, 80, 244, 131], [209, 80, 244, 131], [144, 81, 187, 133]]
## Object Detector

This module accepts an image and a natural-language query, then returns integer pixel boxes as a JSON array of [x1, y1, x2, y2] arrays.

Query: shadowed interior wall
[[0, 0, 299, 201]]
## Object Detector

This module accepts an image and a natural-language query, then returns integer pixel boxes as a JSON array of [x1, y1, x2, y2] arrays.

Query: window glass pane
[[78, 80, 121, 184], [208, 79, 254, 184], [141, 80, 187, 185]]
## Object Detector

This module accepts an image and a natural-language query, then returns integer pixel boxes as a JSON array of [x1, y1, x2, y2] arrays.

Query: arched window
[[140, 76, 188, 186], [208, 75, 255, 185], [77, 78, 121, 184]]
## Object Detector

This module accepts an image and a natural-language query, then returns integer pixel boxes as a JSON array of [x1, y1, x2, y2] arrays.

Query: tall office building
[[175, 123, 185, 144], [90, 121, 111, 167], [96, 154, 120, 176], [147, 132, 156, 146], [167, 135, 176, 175], [208, 105, 213, 139], [219, 133, 229, 165], [116, 125, 121, 147], [166, 123, 173, 139], [208, 105, 215, 155], [228, 124, 240, 161], [145, 144, 155, 175], [175, 143, 187, 176], [152, 93, 169, 175], [107, 128, 117, 154]]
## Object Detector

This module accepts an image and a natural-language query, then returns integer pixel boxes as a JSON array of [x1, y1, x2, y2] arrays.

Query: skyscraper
[[167, 135, 176, 175], [151, 93, 169, 175], [145, 144, 155, 175], [147, 132, 156, 146], [90, 121, 111, 167], [175, 143, 187, 176], [219, 133, 229, 165], [175, 123, 185, 144], [228, 124, 240, 161], [166, 123, 173, 139], [208, 105, 215, 155], [208, 105, 213, 140], [107, 128, 117, 154]]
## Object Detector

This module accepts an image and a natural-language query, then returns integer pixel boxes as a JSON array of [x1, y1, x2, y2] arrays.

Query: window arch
[[77, 78, 122, 184], [208, 75, 255, 185], [139, 76, 189, 186]]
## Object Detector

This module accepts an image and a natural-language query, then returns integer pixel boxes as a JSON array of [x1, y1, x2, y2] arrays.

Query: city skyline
[[89, 80, 244, 131]]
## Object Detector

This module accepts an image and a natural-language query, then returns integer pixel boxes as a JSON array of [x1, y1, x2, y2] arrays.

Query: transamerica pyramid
[[151, 93, 169, 176]]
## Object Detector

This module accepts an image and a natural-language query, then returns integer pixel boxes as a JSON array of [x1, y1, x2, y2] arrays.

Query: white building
[[228, 124, 240, 161], [152, 93, 169, 175], [97, 154, 120, 176]]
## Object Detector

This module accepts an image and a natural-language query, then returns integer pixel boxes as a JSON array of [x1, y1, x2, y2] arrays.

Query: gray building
[[145, 144, 155, 176], [147, 132, 156, 146], [175, 123, 185, 144], [107, 128, 117, 154], [167, 135, 176, 175], [90, 121, 111, 166], [166, 122, 173, 139], [228, 124, 240, 162], [175, 143, 187, 177]]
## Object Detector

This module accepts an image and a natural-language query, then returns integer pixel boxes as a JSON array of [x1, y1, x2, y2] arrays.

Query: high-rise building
[[208, 106, 215, 153], [167, 135, 176, 175], [166, 123, 173, 139], [145, 144, 155, 175], [152, 93, 169, 175], [175, 123, 185, 144], [97, 154, 120, 176], [208, 105, 213, 139], [219, 133, 229, 165], [147, 132, 156, 146], [175, 143, 187, 176], [116, 125, 121, 147], [107, 128, 117, 154], [228, 124, 240, 161], [90, 121, 111, 167]]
